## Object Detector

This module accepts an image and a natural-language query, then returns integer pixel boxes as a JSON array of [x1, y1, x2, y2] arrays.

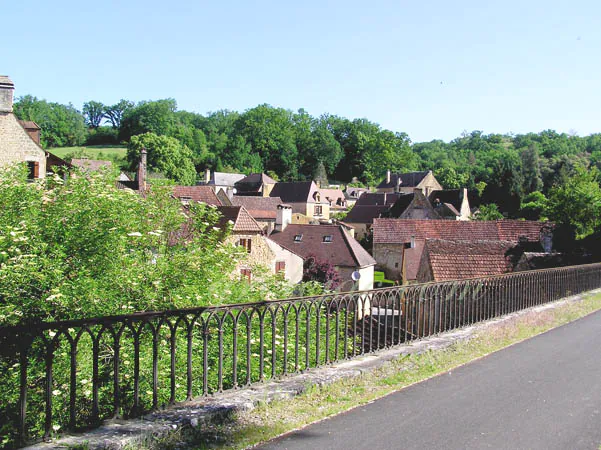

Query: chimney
[[275, 204, 292, 232], [137, 148, 147, 192], [395, 176, 401, 193], [0, 76, 14, 113], [410, 235, 416, 249], [204, 168, 211, 184], [386, 170, 391, 184]]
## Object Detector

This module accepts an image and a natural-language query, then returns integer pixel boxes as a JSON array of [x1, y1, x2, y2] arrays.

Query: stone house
[[269, 181, 330, 221], [218, 205, 303, 283], [229, 195, 283, 233], [234, 173, 277, 197], [372, 219, 551, 282], [0, 76, 47, 179], [428, 189, 471, 220], [376, 170, 442, 196], [344, 187, 369, 208], [344, 192, 402, 240], [200, 169, 246, 196], [319, 188, 347, 213], [415, 239, 516, 282], [269, 205, 376, 290]]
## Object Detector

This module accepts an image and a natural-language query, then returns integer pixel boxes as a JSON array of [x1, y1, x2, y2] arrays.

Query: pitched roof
[[377, 171, 431, 189], [345, 187, 369, 199], [270, 181, 323, 204], [208, 172, 245, 187], [230, 196, 282, 220], [387, 193, 415, 217], [237, 172, 277, 185], [172, 186, 222, 206], [429, 189, 464, 212], [18, 120, 40, 130], [320, 188, 345, 205], [217, 206, 263, 233], [269, 224, 376, 268], [71, 159, 112, 171], [354, 192, 402, 207], [424, 239, 515, 281], [373, 219, 547, 244], [345, 204, 391, 224]]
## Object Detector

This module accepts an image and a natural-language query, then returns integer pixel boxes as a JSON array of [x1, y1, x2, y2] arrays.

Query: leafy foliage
[[303, 255, 341, 290]]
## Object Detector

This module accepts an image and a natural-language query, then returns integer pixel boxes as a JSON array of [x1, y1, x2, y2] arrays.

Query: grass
[[175, 291, 601, 450], [374, 271, 394, 287], [50, 145, 128, 161]]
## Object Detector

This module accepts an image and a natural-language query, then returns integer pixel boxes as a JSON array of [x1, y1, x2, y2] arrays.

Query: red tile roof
[[269, 224, 376, 268], [217, 206, 263, 233], [230, 196, 282, 220], [172, 186, 222, 206], [71, 159, 112, 171], [373, 219, 547, 244], [423, 239, 515, 281]]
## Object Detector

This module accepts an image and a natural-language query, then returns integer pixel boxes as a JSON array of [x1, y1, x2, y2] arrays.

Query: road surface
[[259, 309, 601, 450]]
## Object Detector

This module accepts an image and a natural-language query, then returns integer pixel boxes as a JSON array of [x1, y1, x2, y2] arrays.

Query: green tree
[[519, 191, 548, 221], [520, 144, 543, 194], [13, 95, 87, 148], [119, 99, 178, 141], [104, 99, 134, 129], [313, 161, 328, 187], [82, 100, 106, 128], [128, 132, 197, 185], [474, 203, 504, 220], [546, 167, 601, 239], [435, 167, 469, 189]]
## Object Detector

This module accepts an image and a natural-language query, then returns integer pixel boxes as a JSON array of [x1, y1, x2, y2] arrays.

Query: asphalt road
[[259, 309, 601, 450]]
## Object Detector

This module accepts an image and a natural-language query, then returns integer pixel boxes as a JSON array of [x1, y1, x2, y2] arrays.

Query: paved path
[[259, 310, 601, 450]]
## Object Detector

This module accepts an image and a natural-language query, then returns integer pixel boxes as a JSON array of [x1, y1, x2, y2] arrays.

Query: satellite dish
[[351, 271, 361, 281]]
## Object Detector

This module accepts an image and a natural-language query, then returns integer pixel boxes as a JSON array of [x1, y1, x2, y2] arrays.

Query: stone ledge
[[25, 289, 600, 450]]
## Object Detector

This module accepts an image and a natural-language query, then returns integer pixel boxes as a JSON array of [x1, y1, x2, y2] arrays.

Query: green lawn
[[374, 271, 395, 286], [50, 145, 128, 162]]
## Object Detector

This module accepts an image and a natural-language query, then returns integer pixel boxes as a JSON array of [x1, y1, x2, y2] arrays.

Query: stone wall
[[373, 242, 404, 281], [0, 112, 46, 177]]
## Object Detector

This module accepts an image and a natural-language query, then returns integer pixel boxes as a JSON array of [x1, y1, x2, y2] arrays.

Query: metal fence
[[1, 263, 601, 447]]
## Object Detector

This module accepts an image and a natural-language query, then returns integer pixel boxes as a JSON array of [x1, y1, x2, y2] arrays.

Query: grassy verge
[[174, 291, 601, 450]]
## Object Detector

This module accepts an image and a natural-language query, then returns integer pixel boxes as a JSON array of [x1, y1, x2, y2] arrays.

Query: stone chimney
[[137, 148, 147, 192], [395, 176, 401, 193], [275, 204, 292, 232], [410, 235, 416, 249], [0, 76, 14, 113], [204, 168, 211, 184], [386, 170, 391, 184]]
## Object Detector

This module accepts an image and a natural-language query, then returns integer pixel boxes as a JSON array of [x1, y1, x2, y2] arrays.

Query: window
[[27, 161, 39, 180], [179, 196, 192, 204], [323, 235, 333, 243], [240, 268, 252, 283], [294, 234, 303, 242], [239, 238, 252, 253], [314, 205, 323, 216], [275, 261, 286, 274]]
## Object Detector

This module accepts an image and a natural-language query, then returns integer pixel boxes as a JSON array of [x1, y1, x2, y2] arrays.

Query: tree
[[13, 95, 87, 148], [546, 167, 601, 239], [313, 161, 328, 187], [302, 255, 341, 290], [519, 191, 548, 221], [474, 203, 504, 220], [520, 144, 543, 194], [104, 99, 134, 129], [435, 167, 469, 189], [82, 101, 106, 128], [128, 132, 197, 185], [119, 99, 177, 141]]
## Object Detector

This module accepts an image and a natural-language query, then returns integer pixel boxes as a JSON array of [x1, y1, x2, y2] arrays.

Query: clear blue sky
[[4, 0, 601, 142]]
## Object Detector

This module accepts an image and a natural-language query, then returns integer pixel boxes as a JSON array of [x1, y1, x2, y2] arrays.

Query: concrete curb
[[26, 290, 600, 450]]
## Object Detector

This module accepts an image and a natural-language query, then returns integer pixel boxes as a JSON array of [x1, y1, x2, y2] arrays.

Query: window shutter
[[33, 162, 40, 178]]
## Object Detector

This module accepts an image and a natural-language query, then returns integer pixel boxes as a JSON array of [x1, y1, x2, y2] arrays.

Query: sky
[[4, 0, 601, 142]]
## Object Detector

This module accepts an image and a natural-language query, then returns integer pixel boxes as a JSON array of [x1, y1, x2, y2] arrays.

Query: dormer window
[[294, 234, 303, 242], [323, 235, 333, 243], [179, 196, 192, 204], [314, 192, 321, 202]]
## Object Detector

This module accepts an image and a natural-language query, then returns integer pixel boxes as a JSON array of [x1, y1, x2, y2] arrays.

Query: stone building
[[269, 181, 330, 221], [376, 170, 443, 196], [0, 76, 47, 178]]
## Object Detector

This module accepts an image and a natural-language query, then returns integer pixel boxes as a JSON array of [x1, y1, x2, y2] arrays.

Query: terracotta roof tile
[[424, 239, 515, 281], [217, 206, 263, 233], [172, 186, 222, 206], [230, 196, 282, 219], [71, 159, 112, 171], [373, 219, 547, 244]]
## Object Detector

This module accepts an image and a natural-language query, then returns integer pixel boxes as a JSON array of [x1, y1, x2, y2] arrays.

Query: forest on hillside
[[12, 95, 601, 220]]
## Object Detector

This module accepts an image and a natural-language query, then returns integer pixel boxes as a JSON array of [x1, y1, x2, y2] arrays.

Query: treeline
[[13, 96, 601, 211]]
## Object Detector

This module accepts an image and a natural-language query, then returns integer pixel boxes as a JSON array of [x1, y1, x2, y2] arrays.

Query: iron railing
[[1, 263, 601, 447]]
